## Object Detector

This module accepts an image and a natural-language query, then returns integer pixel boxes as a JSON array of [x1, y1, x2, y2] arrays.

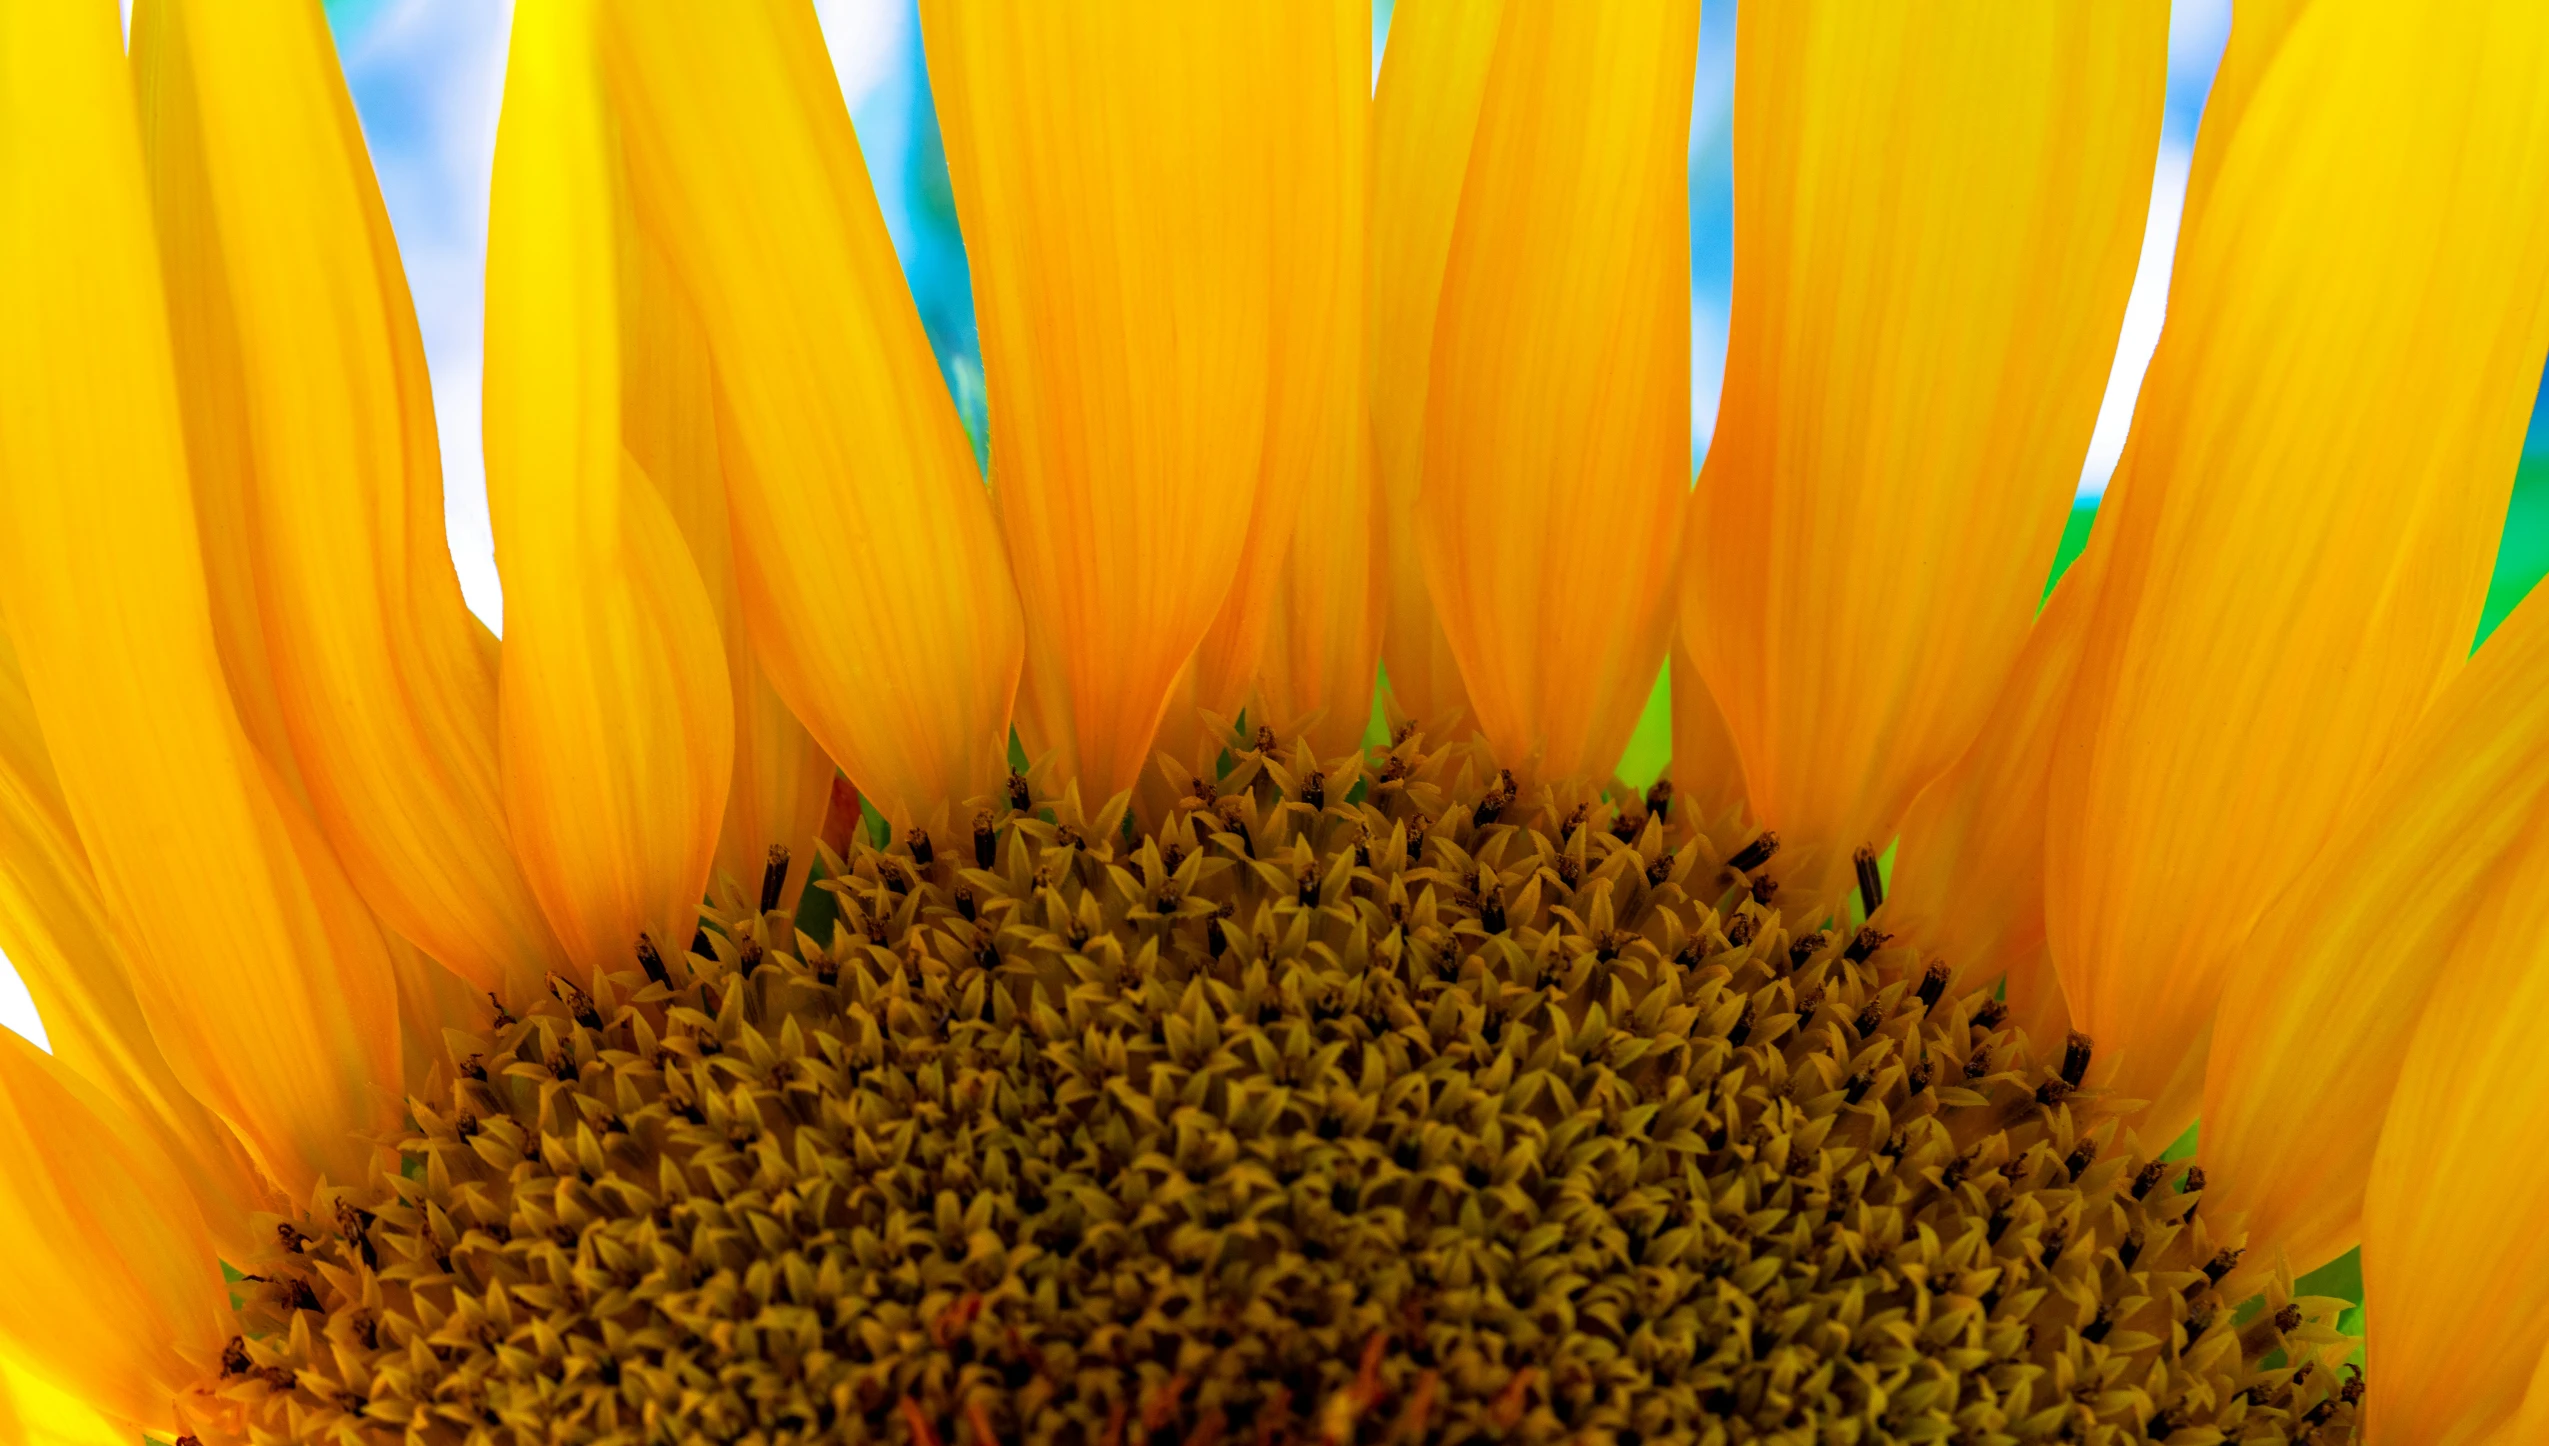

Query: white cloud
[[2078, 142, 2193, 498], [815, 0, 909, 112]]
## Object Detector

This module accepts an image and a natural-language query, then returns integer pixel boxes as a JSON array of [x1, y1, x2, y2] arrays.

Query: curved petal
[[2043, 0, 2549, 1140], [924, 2, 1294, 802], [131, 0, 568, 1004], [1680, 6, 2165, 896], [1666, 632, 1749, 831], [2362, 809, 2549, 1444], [1887, 536, 2108, 1049], [1416, 0, 1695, 785], [1256, 432, 1385, 760], [0, 631, 273, 1251], [606, 0, 1020, 824], [0, 1031, 228, 1438], [2204, 584, 2549, 1276], [0, 0, 403, 1196], [485, 0, 734, 980], [0, 1355, 142, 1446], [1189, 2, 1366, 726], [1367, 0, 1500, 739]]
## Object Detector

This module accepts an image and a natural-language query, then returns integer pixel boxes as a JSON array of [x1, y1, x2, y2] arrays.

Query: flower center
[[209, 730, 2364, 1442]]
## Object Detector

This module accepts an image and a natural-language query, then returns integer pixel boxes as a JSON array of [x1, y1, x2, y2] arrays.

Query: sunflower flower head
[[0, 1, 2547, 1444]]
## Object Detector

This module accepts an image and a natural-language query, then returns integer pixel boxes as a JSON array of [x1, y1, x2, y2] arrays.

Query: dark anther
[[1852, 844, 1885, 915], [1296, 865, 1319, 910], [1843, 1071, 1872, 1105], [1353, 831, 1372, 868], [285, 1276, 321, 1314], [972, 811, 998, 869], [1302, 770, 1326, 811], [2342, 1367, 2366, 1405], [1985, 1205, 2013, 1244], [635, 933, 671, 987], [1480, 883, 1507, 935], [1941, 1153, 1971, 1191], [221, 1337, 251, 1377], [1559, 803, 1588, 843], [1963, 1049, 1992, 1081], [1973, 998, 2008, 1029], [1749, 874, 1778, 905], [1727, 831, 1780, 872], [2181, 1164, 2208, 1199], [1725, 914, 1758, 947], [2274, 1302, 2303, 1335], [1254, 724, 1277, 754], [1843, 926, 1889, 963], [1906, 1059, 1931, 1096], [277, 1223, 310, 1254], [1007, 771, 1032, 811], [2187, 1306, 2217, 1338], [2302, 1399, 2340, 1429], [2083, 1306, 2114, 1345], [550, 973, 602, 1029], [1645, 779, 1673, 823], [1380, 753, 1410, 784], [2200, 1247, 2243, 1286], [2132, 1161, 2168, 1200], [2118, 1229, 2144, 1268], [1725, 1002, 1754, 1047], [459, 1054, 486, 1083], [2064, 1138, 2098, 1182], [1406, 820, 1426, 864], [737, 937, 764, 976], [759, 845, 791, 913], [1554, 853, 1581, 888], [1916, 962, 1949, 1010], [908, 829, 934, 869], [1787, 932, 1826, 971], [2039, 1224, 2069, 1269], [1851, 999, 1885, 1039], [1796, 985, 1825, 1020], [455, 1112, 480, 1141], [2147, 1409, 2190, 1437], [954, 885, 978, 923], [689, 926, 713, 958], [1207, 914, 1229, 958], [1646, 848, 1673, 887], [1055, 826, 1088, 856], [486, 991, 516, 1028], [2036, 1076, 2073, 1107], [973, 940, 998, 974], [2061, 1031, 2094, 1088], [1610, 808, 1641, 843]]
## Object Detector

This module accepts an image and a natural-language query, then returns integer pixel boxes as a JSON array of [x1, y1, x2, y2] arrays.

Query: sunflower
[[0, 0, 2546, 1441]]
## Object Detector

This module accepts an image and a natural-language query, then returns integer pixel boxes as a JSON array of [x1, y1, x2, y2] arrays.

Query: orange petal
[[0, 0, 403, 1196], [925, 2, 1294, 802], [1666, 632, 1749, 831], [1367, 0, 1502, 739], [0, 1031, 228, 1437], [130, 0, 568, 1004], [1681, 6, 2166, 894], [2043, 0, 2549, 1140], [1256, 431, 1386, 760], [2361, 802, 2549, 1441], [1186, 2, 1367, 730], [1415, 1, 1695, 785], [0, 1355, 147, 1446], [623, 237, 834, 911], [2205, 583, 2549, 1276], [606, 2, 1020, 823], [484, 0, 735, 980]]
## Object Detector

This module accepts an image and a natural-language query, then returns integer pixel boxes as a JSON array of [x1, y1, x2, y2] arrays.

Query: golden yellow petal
[[1367, 0, 1501, 739], [485, 0, 735, 980], [924, 2, 1294, 802], [2176, 0, 2307, 241], [1888, 540, 2108, 1051], [0, 0, 403, 1195], [2204, 585, 2549, 1276], [0, 1355, 142, 1446], [0, 631, 274, 1252], [130, 0, 568, 1004], [607, 1, 1020, 823], [1187, 1, 1366, 728], [1255, 432, 1385, 760], [2044, 0, 2549, 1140], [1666, 632, 1749, 831], [1680, 5, 2165, 894], [1415, 0, 1694, 784], [623, 236, 834, 911], [2361, 812, 2549, 1442], [0, 1032, 227, 1436]]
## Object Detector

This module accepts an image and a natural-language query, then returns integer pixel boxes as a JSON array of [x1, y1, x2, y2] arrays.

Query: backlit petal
[[1256, 435, 1385, 760], [607, 1, 1020, 823], [2362, 808, 2549, 1443], [0, 1356, 141, 1446], [1681, 6, 2165, 895], [0, 0, 404, 1195], [925, 2, 1289, 802], [1417, 0, 1695, 785], [2044, 0, 2549, 1139], [485, 0, 735, 980], [1189, 2, 1366, 727], [131, 0, 568, 1004], [2205, 585, 2549, 1276], [1667, 634, 1749, 831], [1367, 0, 1500, 738], [0, 1032, 227, 1437]]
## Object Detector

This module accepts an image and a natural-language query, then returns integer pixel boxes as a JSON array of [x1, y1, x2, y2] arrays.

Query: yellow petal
[[1256, 435, 1385, 760], [0, 0, 404, 1195], [2204, 584, 2549, 1276], [1187, 1, 1367, 729], [2044, 0, 2549, 1140], [0, 1355, 142, 1446], [130, 0, 568, 1004], [1666, 632, 1749, 831], [0, 631, 274, 1252], [1888, 539, 2109, 1050], [1681, 6, 2165, 895], [2361, 809, 2549, 1443], [485, 0, 735, 980], [623, 235, 833, 911], [0, 1031, 227, 1436], [2176, 0, 2308, 242], [607, 1, 1020, 824], [1368, 0, 1501, 739], [1415, 0, 1695, 784], [925, 2, 1289, 803]]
